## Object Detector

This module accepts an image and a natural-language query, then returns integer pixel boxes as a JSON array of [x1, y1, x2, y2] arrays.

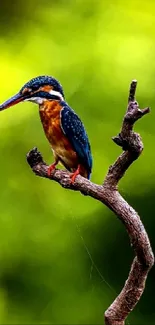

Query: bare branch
[[26, 80, 154, 325]]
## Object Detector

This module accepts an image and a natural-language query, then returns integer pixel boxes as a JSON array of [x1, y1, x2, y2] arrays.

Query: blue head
[[0, 76, 65, 110]]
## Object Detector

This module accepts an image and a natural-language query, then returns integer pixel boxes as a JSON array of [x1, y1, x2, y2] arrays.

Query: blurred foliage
[[0, 0, 154, 324]]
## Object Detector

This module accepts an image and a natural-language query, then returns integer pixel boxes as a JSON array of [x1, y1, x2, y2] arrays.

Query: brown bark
[[26, 80, 154, 325]]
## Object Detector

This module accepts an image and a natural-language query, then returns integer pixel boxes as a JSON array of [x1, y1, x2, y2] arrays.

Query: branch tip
[[27, 147, 44, 168], [128, 79, 137, 102], [141, 107, 150, 115]]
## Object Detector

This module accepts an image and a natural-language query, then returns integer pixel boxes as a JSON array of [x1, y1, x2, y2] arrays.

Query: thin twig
[[26, 80, 154, 325]]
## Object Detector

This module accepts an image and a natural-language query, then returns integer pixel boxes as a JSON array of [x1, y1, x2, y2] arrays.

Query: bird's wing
[[60, 103, 92, 178]]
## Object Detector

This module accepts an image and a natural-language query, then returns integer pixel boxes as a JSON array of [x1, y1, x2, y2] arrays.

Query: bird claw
[[70, 165, 80, 184], [47, 163, 57, 176]]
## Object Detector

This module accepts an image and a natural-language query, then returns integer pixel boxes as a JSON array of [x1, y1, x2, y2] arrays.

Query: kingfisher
[[0, 76, 92, 183]]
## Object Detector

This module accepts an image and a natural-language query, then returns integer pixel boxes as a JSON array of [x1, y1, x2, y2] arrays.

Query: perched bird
[[0, 76, 92, 183]]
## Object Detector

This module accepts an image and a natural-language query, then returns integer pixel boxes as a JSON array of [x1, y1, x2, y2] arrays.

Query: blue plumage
[[60, 103, 92, 179]]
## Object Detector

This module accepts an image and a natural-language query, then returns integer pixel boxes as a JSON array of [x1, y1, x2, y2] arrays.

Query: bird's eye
[[22, 87, 32, 95]]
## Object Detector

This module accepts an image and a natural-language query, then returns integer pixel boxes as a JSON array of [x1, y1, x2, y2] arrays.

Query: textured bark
[[26, 80, 154, 325]]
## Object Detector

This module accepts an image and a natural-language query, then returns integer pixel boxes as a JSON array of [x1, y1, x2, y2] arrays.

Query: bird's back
[[60, 102, 92, 179]]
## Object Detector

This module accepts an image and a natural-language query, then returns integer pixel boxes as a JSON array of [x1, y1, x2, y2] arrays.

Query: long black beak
[[0, 92, 24, 111]]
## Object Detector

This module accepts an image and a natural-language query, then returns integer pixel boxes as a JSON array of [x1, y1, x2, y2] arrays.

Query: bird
[[0, 76, 92, 183]]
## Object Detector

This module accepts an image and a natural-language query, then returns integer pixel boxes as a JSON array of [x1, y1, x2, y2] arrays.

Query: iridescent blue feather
[[60, 103, 92, 179]]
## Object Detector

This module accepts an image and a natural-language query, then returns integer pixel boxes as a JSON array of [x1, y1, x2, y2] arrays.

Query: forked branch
[[27, 80, 154, 325]]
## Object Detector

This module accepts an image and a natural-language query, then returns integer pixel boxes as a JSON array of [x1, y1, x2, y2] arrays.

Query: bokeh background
[[0, 0, 154, 324]]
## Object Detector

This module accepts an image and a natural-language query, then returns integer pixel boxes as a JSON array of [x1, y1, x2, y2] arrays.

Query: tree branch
[[26, 80, 154, 325]]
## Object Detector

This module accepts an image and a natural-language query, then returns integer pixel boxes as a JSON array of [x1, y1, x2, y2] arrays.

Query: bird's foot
[[70, 165, 80, 184], [47, 162, 57, 177]]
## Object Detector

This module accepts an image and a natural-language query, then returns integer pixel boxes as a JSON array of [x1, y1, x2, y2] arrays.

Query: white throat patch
[[24, 97, 44, 105]]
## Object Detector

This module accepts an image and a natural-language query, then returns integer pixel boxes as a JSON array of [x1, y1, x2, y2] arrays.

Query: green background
[[0, 0, 154, 324]]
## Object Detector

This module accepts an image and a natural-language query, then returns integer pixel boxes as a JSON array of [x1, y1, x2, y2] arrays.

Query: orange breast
[[39, 101, 78, 169]]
